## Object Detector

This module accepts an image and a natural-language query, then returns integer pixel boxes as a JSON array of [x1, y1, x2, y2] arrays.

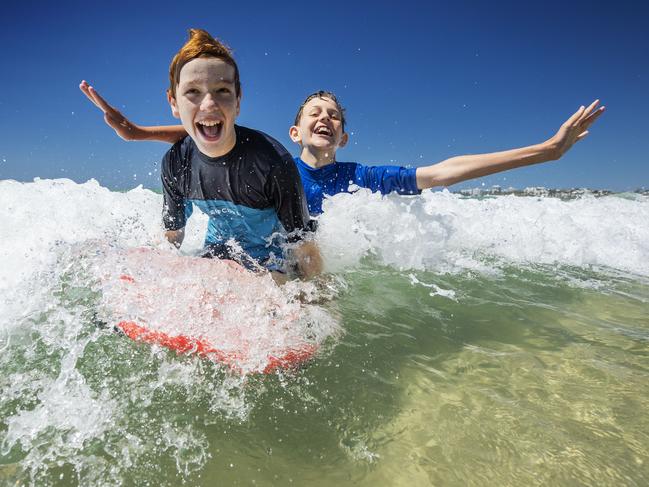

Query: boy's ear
[[339, 132, 349, 148], [289, 125, 302, 144], [167, 90, 180, 119]]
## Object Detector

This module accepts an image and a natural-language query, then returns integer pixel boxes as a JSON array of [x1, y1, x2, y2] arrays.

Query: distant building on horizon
[[454, 186, 620, 199]]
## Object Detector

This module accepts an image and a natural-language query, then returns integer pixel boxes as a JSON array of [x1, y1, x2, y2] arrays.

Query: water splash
[[1, 178, 648, 485], [318, 189, 649, 276]]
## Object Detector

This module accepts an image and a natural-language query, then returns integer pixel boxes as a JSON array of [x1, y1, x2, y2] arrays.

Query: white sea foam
[[318, 189, 649, 277], [2, 178, 647, 329], [0, 178, 337, 482], [1, 178, 648, 483], [0, 179, 339, 373]]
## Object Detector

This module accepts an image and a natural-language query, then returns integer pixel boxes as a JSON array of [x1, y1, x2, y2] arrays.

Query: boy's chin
[[192, 130, 236, 157], [309, 140, 336, 151]]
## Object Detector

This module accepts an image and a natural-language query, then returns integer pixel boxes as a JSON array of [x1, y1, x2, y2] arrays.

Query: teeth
[[315, 127, 332, 135], [198, 121, 221, 127]]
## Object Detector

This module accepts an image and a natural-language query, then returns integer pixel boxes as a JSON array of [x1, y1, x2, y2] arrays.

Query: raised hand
[[79, 80, 143, 141], [548, 100, 605, 159]]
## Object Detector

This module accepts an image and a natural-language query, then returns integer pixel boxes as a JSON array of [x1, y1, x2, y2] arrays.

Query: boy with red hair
[[80, 29, 321, 279]]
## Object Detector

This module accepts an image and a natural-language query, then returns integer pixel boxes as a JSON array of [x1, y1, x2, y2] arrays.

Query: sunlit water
[[1, 178, 648, 486]]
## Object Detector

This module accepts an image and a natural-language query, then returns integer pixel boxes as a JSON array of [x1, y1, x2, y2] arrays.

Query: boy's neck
[[299, 147, 336, 169]]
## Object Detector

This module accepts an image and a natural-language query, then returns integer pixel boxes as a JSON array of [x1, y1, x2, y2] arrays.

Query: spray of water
[[1, 178, 647, 484]]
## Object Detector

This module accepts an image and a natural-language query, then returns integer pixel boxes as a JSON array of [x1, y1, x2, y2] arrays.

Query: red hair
[[168, 28, 241, 98]]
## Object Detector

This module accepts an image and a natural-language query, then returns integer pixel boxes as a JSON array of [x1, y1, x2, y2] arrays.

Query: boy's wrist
[[538, 139, 561, 161]]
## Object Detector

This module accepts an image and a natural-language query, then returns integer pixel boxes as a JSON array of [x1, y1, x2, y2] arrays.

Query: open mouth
[[196, 120, 223, 141], [314, 125, 333, 137]]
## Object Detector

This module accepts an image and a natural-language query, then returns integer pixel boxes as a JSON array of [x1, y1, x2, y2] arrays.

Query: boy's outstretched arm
[[416, 100, 605, 189], [79, 81, 187, 144]]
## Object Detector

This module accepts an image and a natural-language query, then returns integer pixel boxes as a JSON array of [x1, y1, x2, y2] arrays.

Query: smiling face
[[168, 57, 240, 157], [289, 96, 348, 165]]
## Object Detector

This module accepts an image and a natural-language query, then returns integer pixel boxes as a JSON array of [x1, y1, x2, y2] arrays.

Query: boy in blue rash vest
[[288, 91, 604, 215], [80, 86, 604, 217], [290, 91, 419, 215], [81, 29, 322, 280]]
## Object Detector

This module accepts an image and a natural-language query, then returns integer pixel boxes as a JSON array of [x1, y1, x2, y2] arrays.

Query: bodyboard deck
[[99, 247, 321, 374]]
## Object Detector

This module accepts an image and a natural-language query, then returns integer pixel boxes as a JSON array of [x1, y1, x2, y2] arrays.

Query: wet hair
[[168, 28, 241, 99], [294, 91, 347, 132]]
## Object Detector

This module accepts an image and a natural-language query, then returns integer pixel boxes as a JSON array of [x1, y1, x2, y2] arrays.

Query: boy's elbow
[[416, 166, 453, 190]]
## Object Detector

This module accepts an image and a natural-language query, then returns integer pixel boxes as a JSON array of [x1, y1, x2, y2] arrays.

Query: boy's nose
[[200, 93, 217, 110]]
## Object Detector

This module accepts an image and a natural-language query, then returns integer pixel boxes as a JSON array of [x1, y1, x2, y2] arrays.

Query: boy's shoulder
[[330, 161, 362, 178], [163, 135, 194, 161], [235, 125, 294, 170], [237, 125, 291, 157], [295, 158, 360, 172], [335, 161, 361, 170], [294, 158, 361, 185]]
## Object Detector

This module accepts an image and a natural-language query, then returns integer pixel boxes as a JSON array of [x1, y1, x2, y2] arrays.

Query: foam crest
[[318, 189, 649, 276]]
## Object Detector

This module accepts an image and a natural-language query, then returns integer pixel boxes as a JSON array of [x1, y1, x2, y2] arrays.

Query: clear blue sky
[[1, 0, 647, 191]]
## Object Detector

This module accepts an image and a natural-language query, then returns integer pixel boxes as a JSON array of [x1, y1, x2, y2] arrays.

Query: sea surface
[[1, 178, 648, 486]]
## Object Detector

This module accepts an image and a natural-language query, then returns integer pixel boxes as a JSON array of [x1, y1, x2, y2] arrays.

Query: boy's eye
[[185, 88, 199, 95]]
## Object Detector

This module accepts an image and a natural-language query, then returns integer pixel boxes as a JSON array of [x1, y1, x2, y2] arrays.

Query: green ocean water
[[2, 259, 648, 486]]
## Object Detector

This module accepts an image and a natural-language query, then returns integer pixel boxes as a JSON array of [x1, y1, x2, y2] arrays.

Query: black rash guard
[[162, 125, 312, 269]]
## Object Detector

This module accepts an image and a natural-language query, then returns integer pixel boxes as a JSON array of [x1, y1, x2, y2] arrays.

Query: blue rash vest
[[294, 157, 421, 215], [161, 126, 312, 269]]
